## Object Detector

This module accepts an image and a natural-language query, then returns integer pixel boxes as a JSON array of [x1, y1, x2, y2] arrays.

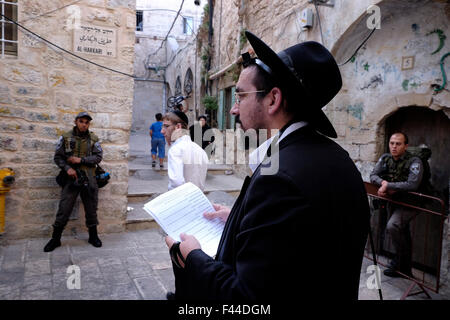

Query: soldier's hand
[[67, 156, 82, 164], [67, 168, 77, 179]]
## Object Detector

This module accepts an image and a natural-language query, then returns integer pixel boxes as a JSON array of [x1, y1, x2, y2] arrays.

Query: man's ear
[[266, 87, 283, 115], [175, 123, 183, 129]]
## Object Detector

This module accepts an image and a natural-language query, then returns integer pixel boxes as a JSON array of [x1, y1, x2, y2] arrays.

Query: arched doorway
[[380, 106, 449, 276]]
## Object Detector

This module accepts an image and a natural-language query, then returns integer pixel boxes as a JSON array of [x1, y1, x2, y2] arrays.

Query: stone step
[[125, 191, 238, 231], [127, 173, 244, 199], [129, 162, 234, 176]]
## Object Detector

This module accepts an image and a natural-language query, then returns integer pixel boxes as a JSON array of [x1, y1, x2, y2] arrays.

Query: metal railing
[[364, 182, 448, 299]]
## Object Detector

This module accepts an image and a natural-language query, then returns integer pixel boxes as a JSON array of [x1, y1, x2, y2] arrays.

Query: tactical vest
[[381, 151, 415, 183], [62, 129, 99, 176]]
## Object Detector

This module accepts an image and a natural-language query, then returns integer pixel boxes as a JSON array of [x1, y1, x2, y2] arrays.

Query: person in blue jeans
[[149, 113, 165, 168]]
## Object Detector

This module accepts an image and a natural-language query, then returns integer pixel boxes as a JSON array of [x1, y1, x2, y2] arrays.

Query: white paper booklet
[[143, 182, 225, 257]]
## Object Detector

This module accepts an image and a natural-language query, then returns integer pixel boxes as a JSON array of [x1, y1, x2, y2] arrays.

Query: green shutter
[[230, 86, 236, 129], [218, 90, 224, 130]]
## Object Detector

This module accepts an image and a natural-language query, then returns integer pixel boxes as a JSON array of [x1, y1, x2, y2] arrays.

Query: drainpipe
[[238, 0, 246, 59], [162, 73, 167, 114], [206, 0, 214, 95]]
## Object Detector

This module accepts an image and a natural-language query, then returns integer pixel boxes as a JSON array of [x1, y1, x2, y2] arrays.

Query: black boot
[[43, 226, 63, 252], [88, 226, 102, 247]]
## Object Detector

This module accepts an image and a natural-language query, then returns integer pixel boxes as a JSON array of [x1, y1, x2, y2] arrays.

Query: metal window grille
[[0, 0, 18, 57]]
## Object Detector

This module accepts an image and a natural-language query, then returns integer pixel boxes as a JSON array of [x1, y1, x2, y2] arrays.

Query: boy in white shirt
[[161, 111, 209, 191]]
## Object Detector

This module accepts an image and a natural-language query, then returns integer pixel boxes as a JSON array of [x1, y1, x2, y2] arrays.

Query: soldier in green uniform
[[44, 112, 103, 252], [370, 132, 424, 277]]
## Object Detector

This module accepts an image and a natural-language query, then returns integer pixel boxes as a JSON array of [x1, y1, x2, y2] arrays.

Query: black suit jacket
[[178, 125, 370, 300]]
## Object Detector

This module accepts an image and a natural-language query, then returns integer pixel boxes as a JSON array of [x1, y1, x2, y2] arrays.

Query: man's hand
[[203, 203, 231, 222], [377, 180, 389, 197], [67, 168, 78, 179], [67, 156, 82, 164], [165, 233, 201, 268]]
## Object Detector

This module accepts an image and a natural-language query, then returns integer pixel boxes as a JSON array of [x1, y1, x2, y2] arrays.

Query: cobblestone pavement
[[0, 228, 174, 300], [1, 226, 449, 300]]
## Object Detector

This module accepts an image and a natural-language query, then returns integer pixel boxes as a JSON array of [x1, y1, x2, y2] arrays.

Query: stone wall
[[0, 0, 135, 239]]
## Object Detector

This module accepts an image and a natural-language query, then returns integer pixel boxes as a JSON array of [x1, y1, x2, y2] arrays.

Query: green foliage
[[202, 95, 218, 111]]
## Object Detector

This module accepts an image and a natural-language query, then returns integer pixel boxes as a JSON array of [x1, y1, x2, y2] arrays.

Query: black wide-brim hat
[[245, 31, 342, 138]]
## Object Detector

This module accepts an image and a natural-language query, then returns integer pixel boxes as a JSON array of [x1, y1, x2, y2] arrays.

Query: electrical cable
[[313, 1, 325, 46], [0, 13, 135, 78], [337, 28, 376, 66], [145, 0, 185, 66]]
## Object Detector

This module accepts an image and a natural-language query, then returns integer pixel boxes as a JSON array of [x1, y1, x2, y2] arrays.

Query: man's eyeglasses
[[234, 90, 266, 105]]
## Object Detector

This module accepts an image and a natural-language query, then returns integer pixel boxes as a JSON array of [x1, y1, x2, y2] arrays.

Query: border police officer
[[44, 112, 103, 252], [370, 132, 424, 277]]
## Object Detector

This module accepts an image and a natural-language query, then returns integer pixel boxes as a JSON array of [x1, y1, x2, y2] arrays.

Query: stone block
[[106, 0, 135, 10], [109, 182, 127, 195], [22, 138, 56, 151], [99, 221, 126, 233], [396, 93, 433, 108], [101, 163, 128, 182], [0, 135, 18, 151], [345, 127, 376, 145], [24, 259, 51, 277], [24, 111, 58, 123], [23, 199, 58, 213], [22, 274, 52, 291], [12, 85, 48, 98], [1, 65, 44, 85], [107, 76, 134, 93], [85, 0, 106, 7], [89, 114, 110, 129], [54, 91, 75, 111], [90, 75, 109, 93], [22, 33, 45, 48], [341, 143, 360, 160], [27, 176, 59, 188], [48, 70, 67, 88], [39, 126, 65, 139], [102, 271, 132, 285], [359, 143, 378, 162], [0, 106, 25, 119], [97, 256, 124, 274], [0, 121, 36, 134], [22, 164, 59, 177], [111, 112, 132, 130], [98, 197, 127, 215], [133, 276, 166, 300], [0, 84, 11, 104], [102, 144, 129, 161], [355, 160, 375, 182], [20, 151, 54, 164], [20, 289, 52, 300], [126, 13, 135, 29], [41, 49, 64, 68], [109, 283, 140, 299]]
